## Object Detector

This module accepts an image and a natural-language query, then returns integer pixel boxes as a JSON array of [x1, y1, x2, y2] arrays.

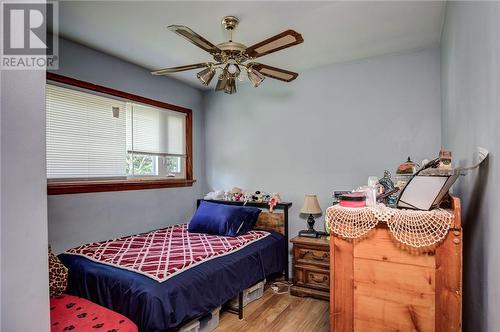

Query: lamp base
[[299, 214, 319, 238], [298, 229, 319, 238]]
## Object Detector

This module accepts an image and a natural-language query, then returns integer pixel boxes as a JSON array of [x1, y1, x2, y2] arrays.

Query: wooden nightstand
[[290, 236, 330, 301]]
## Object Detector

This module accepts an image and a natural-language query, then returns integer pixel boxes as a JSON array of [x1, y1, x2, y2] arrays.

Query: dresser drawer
[[293, 266, 330, 291], [294, 246, 330, 268]]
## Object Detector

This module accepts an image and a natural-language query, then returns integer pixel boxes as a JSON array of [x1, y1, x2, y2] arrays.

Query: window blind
[[47, 83, 187, 179], [46, 84, 127, 178], [126, 103, 186, 156]]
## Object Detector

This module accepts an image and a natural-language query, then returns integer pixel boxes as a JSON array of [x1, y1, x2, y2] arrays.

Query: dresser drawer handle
[[313, 252, 328, 260], [309, 274, 328, 283], [303, 251, 328, 261]]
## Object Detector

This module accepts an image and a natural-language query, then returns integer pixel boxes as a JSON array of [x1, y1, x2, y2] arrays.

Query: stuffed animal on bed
[[231, 187, 244, 201], [204, 190, 224, 200], [252, 191, 264, 202], [268, 193, 281, 212], [243, 192, 253, 203]]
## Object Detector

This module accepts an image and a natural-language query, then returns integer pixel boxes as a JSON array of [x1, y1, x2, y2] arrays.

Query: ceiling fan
[[151, 16, 304, 94]]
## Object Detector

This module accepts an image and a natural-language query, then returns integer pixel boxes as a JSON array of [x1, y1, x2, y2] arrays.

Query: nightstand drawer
[[295, 246, 330, 268], [293, 266, 330, 291]]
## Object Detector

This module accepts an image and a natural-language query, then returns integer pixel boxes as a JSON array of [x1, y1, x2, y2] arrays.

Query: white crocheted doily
[[325, 205, 454, 248]]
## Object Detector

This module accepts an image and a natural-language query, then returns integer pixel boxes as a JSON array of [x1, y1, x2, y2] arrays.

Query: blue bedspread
[[59, 230, 284, 332]]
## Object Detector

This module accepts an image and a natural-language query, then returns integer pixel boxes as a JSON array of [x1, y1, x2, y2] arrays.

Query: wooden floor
[[216, 288, 329, 332]]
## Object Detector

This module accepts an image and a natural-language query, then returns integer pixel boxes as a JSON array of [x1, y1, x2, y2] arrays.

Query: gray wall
[[441, 2, 500, 331], [1, 70, 50, 330], [204, 48, 442, 258], [47, 38, 207, 253]]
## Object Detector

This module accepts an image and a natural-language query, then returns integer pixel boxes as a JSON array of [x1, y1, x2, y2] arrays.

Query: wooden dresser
[[330, 197, 462, 331], [290, 236, 330, 301]]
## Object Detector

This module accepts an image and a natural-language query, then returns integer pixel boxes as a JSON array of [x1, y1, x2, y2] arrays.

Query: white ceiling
[[57, 1, 445, 89]]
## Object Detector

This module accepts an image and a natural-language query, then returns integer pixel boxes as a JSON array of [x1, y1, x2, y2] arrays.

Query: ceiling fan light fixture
[[224, 77, 236, 94], [227, 63, 240, 77], [196, 67, 216, 86], [152, 16, 303, 95], [215, 74, 228, 91], [247, 67, 265, 87]]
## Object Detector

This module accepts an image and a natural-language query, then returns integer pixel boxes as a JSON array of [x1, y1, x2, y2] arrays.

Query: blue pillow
[[188, 201, 261, 237]]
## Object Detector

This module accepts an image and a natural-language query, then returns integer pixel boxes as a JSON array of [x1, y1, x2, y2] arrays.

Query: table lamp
[[299, 194, 322, 238]]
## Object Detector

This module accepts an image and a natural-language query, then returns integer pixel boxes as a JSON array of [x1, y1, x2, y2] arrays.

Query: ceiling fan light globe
[[215, 74, 228, 91], [227, 63, 240, 76], [248, 68, 265, 87], [224, 78, 236, 94], [196, 67, 216, 86], [223, 78, 232, 94]]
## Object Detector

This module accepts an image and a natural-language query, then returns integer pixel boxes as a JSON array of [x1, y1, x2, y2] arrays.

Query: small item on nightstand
[[387, 194, 398, 207], [364, 176, 379, 207], [299, 195, 322, 238], [439, 147, 452, 169], [325, 218, 331, 236], [332, 191, 350, 205], [395, 157, 416, 189], [339, 192, 366, 208], [379, 170, 396, 193]]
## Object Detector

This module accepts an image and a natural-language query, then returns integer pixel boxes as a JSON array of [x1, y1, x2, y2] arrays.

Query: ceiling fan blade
[[245, 30, 303, 59], [250, 63, 298, 82], [151, 63, 208, 75], [168, 25, 221, 54]]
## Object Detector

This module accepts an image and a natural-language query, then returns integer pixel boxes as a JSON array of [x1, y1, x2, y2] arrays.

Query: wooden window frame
[[46, 73, 195, 195]]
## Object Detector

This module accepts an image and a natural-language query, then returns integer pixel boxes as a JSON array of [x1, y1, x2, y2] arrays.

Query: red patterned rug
[[65, 224, 269, 282]]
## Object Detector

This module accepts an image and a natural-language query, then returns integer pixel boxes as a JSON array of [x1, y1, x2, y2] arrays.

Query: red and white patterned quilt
[[65, 224, 269, 282]]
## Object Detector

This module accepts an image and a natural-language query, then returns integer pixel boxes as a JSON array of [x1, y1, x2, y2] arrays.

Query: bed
[[59, 199, 291, 332]]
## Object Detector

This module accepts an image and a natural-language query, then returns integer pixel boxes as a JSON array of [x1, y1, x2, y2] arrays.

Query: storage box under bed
[[228, 279, 265, 310], [179, 306, 221, 332]]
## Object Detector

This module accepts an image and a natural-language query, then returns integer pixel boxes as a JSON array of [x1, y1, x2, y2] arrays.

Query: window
[[125, 103, 186, 178], [46, 74, 194, 194]]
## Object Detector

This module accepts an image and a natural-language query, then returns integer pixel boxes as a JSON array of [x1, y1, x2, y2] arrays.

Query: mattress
[[59, 228, 284, 331]]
